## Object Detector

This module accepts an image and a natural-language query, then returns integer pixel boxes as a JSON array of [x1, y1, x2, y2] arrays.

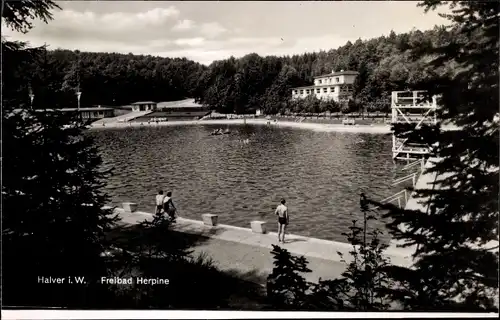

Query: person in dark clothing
[[163, 191, 177, 219]]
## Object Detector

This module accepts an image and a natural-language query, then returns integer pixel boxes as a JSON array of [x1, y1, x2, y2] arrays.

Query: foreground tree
[[308, 194, 393, 311], [267, 245, 313, 309], [2, 108, 119, 307], [378, 1, 499, 311], [267, 196, 393, 310], [106, 213, 267, 309], [2, 1, 120, 307], [2, 0, 61, 33]]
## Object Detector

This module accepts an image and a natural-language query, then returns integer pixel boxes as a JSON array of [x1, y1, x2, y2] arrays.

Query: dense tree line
[[194, 25, 462, 114], [7, 47, 207, 109], [9, 22, 465, 114]]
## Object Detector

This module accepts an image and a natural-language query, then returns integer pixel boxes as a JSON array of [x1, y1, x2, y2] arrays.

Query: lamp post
[[29, 94, 34, 108], [76, 91, 81, 110], [76, 91, 82, 121], [29, 89, 34, 109]]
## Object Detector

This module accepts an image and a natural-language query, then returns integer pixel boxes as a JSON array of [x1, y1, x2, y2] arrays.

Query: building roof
[[61, 107, 115, 111], [92, 104, 117, 108], [131, 101, 157, 105], [13, 107, 114, 112], [157, 99, 205, 109], [291, 85, 316, 90], [314, 70, 359, 78], [291, 84, 353, 90], [151, 111, 210, 117]]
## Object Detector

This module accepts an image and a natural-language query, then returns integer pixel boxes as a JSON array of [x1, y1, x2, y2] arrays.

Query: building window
[[293, 90, 297, 94], [306, 90, 310, 94], [336, 77, 340, 83], [330, 87, 335, 92], [300, 90, 304, 94], [318, 79, 322, 84], [316, 88, 320, 93], [323, 88, 328, 93]]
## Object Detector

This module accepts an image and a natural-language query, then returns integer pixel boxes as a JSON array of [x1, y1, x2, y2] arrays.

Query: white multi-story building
[[291, 70, 358, 102]]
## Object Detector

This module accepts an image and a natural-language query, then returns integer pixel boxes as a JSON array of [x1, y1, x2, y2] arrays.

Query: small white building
[[131, 101, 157, 112], [291, 70, 358, 102], [255, 108, 262, 116]]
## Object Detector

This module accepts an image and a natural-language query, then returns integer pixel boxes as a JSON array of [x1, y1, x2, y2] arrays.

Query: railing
[[392, 146, 429, 154], [392, 139, 408, 155], [402, 158, 425, 172], [375, 158, 426, 210], [393, 98, 434, 107], [392, 172, 418, 188], [392, 116, 437, 124], [379, 189, 409, 209], [391, 91, 436, 107], [394, 157, 425, 188]]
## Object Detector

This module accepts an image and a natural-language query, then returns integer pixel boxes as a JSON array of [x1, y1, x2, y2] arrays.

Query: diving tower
[[391, 90, 439, 161]]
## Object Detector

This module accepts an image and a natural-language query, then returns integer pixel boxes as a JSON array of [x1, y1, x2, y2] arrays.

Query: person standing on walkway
[[155, 190, 165, 216], [275, 198, 289, 243], [163, 191, 177, 219]]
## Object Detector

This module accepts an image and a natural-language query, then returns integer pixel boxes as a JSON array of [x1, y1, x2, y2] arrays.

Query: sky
[[2, 1, 451, 65]]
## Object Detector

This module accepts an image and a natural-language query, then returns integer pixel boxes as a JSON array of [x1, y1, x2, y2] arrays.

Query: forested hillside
[[13, 25, 464, 113], [196, 25, 462, 114], [9, 49, 206, 108]]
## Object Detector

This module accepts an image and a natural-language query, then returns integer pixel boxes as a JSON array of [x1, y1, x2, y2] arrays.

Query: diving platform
[[391, 91, 439, 161]]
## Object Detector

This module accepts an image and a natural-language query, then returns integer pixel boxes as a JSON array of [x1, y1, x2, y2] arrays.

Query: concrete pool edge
[[110, 206, 415, 268]]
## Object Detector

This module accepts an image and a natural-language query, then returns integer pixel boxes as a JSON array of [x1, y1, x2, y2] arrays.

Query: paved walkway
[[186, 237, 348, 285], [116, 209, 353, 285], [116, 208, 414, 270]]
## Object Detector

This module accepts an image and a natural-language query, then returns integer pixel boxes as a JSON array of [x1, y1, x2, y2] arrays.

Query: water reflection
[[89, 125, 401, 243]]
